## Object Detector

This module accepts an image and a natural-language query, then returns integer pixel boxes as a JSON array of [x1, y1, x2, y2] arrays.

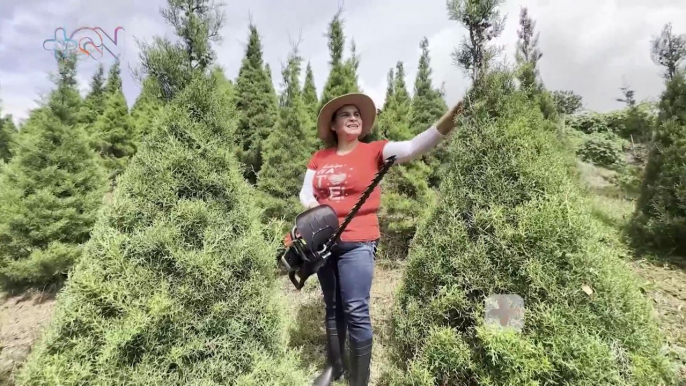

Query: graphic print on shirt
[[314, 163, 354, 201]]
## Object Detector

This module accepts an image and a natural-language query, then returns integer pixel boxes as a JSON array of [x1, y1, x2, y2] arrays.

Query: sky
[[1, 0, 685, 126]]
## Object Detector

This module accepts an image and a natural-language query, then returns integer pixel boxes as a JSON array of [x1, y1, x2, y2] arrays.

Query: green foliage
[[91, 62, 137, 182], [130, 76, 165, 142], [233, 23, 279, 184], [257, 48, 312, 225], [0, 111, 17, 163], [319, 10, 360, 111], [410, 38, 448, 135], [447, 0, 506, 83], [552, 90, 583, 115], [135, 0, 225, 101], [78, 64, 107, 125], [48, 51, 83, 126], [566, 106, 655, 142], [577, 132, 626, 168], [515, 7, 543, 96], [15, 74, 308, 386], [385, 89, 676, 385], [631, 71, 686, 256], [650, 23, 686, 81], [0, 108, 107, 289], [302, 62, 318, 118]]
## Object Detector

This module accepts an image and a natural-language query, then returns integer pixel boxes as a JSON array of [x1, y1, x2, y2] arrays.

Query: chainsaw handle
[[289, 271, 308, 291]]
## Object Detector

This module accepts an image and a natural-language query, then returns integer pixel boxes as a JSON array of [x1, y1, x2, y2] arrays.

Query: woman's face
[[331, 104, 363, 140]]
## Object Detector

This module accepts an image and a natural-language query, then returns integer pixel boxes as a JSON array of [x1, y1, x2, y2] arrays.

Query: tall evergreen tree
[[91, 61, 137, 183], [631, 70, 686, 255], [410, 37, 448, 135], [47, 50, 83, 127], [130, 76, 165, 142], [16, 72, 308, 386], [515, 7, 544, 96], [135, 0, 225, 102], [233, 23, 279, 184], [447, 0, 506, 85], [78, 64, 107, 125], [319, 10, 360, 111], [302, 62, 319, 118], [377, 62, 435, 260], [0, 51, 106, 289], [257, 47, 312, 226], [0, 105, 16, 163], [651, 23, 686, 81]]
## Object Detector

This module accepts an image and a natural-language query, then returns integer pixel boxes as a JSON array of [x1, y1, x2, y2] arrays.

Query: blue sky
[[1, 0, 685, 126]]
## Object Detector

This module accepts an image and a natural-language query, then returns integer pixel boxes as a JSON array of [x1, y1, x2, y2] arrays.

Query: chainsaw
[[277, 155, 397, 290]]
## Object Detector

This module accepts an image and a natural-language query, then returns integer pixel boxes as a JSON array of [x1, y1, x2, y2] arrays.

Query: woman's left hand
[[436, 101, 464, 135]]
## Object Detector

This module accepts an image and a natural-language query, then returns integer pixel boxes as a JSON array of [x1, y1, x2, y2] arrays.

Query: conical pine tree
[[16, 73, 308, 386], [410, 37, 448, 134], [0, 54, 107, 288], [384, 74, 675, 385], [302, 62, 319, 118], [233, 23, 279, 184], [91, 60, 137, 183], [257, 48, 312, 227], [377, 62, 435, 260], [0, 106, 16, 163], [130, 76, 165, 143], [409, 37, 449, 188], [319, 10, 360, 111], [78, 64, 107, 125]]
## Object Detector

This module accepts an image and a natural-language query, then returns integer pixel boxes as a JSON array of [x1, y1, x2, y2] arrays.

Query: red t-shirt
[[307, 139, 390, 242]]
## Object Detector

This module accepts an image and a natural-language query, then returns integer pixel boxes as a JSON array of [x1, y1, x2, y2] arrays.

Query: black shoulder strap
[[323, 155, 397, 250]]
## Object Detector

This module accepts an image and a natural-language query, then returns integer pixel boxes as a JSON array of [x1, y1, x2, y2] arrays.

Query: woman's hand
[[436, 101, 464, 135]]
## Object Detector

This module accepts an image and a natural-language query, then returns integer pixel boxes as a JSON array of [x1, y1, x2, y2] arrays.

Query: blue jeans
[[317, 239, 378, 343]]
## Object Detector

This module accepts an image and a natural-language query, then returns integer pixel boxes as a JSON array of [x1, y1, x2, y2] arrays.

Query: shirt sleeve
[[299, 169, 318, 209], [382, 125, 446, 164]]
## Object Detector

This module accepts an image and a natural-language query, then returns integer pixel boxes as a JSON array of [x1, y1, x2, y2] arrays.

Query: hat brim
[[317, 93, 376, 146]]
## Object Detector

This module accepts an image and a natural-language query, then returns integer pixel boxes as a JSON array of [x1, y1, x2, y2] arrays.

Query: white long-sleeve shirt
[[299, 125, 446, 209]]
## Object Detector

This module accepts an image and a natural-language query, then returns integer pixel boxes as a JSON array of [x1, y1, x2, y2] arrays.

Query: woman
[[299, 93, 463, 386]]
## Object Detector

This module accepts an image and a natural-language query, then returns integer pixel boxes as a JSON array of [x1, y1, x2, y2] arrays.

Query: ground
[[0, 290, 56, 385]]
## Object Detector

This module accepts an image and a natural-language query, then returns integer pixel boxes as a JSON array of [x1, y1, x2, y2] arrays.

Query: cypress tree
[[410, 38, 448, 134], [257, 47, 312, 227], [16, 72, 308, 386], [233, 23, 279, 184], [130, 76, 165, 143], [319, 10, 360, 110], [91, 61, 137, 183], [377, 62, 435, 260], [383, 71, 676, 385], [0, 51, 107, 289], [0, 107, 16, 163], [630, 70, 686, 255], [78, 64, 107, 125], [302, 62, 319, 118]]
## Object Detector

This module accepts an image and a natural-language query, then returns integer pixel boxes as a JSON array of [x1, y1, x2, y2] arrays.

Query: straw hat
[[317, 93, 377, 146]]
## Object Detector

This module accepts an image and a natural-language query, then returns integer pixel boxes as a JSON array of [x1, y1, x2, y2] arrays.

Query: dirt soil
[[0, 291, 56, 385]]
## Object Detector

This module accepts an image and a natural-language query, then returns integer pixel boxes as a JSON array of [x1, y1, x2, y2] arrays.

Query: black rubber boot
[[312, 319, 346, 385], [348, 337, 373, 386]]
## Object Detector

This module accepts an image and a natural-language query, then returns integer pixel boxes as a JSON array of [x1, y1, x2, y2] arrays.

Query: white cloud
[[1, 0, 685, 125]]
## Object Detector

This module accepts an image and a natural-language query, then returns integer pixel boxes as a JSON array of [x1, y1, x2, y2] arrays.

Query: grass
[[577, 155, 686, 383]]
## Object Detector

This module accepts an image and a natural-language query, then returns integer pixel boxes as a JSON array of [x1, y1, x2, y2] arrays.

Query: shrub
[[15, 74, 308, 386], [384, 92, 676, 385], [577, 132, 626, 168]]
